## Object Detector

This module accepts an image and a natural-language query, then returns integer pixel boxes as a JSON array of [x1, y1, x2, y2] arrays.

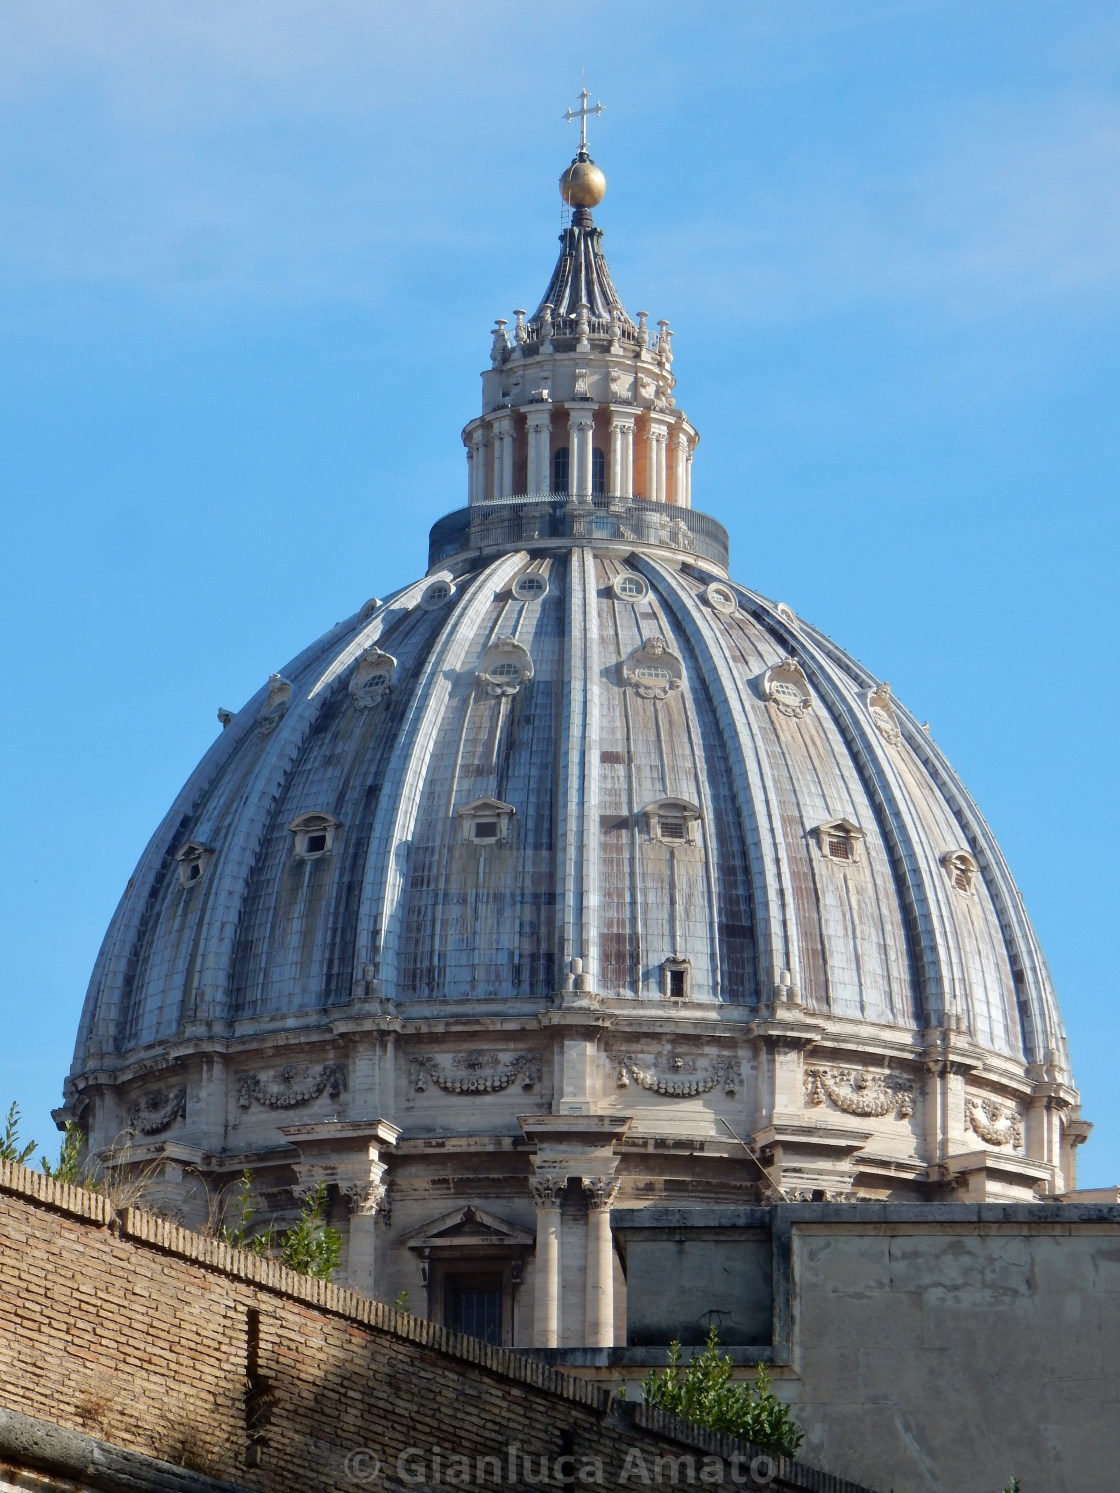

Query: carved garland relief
[[805, 1066, 914, 1119], [128, 1087, 187, 1135], [617, 1054, 742, 1098], [410, 1050, 542, 1095], [966, 1096, 1023, 1148], [237, 1063, 346, 1110]]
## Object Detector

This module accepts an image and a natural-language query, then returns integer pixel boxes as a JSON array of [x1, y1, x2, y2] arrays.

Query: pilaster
[[525, 407, 553, 495], [608, 407, 636, 500], [567, 405, 597, 500]]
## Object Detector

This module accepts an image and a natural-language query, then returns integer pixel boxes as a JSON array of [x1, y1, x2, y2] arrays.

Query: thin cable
[[718, 1115, 789, 1203]]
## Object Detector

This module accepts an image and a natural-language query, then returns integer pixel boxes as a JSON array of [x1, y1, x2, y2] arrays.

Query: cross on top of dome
[[562, 85, 604, 155]]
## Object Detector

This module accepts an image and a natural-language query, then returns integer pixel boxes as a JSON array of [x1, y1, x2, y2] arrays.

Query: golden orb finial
[[560, 156, 607, 208]]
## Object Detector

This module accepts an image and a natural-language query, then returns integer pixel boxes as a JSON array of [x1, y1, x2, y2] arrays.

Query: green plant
[[394, 1290, 409, 1312], [1, 1102, 36, 1166], [641, 1325, 803, 1458], [279, 1179, 342, 1281], [41, 1121, 85, 1183], [216, 1171, 273, 1256]]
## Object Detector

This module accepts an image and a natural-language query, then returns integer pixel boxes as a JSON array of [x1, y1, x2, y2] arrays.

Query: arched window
[[591, 447, 605, 495], [552, 447, 569, 494]]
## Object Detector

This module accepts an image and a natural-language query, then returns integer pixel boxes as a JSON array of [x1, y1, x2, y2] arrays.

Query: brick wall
[[0, 1162, 864, 1493]]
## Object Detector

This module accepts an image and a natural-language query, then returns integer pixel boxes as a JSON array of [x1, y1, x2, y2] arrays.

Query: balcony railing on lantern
[[427, 495, 730, 572]]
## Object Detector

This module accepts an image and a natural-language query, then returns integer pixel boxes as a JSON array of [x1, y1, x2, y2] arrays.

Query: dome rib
[[359, 552, 528, 999], [639, 557, 804, 999], [560, 547, 601, 983]]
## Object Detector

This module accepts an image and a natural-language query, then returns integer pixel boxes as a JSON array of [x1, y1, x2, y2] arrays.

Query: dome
[[75, 550, 1067, 1067], [64, 126, 1087, 1337]]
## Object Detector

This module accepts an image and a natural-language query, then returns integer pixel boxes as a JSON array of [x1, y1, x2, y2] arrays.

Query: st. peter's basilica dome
[[63, 123, 1086, 1351]]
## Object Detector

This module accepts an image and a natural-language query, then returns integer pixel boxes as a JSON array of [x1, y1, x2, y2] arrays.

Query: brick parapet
[[0, 1160, 871, 1493]]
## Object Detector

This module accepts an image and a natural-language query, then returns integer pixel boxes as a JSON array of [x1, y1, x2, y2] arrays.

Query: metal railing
[[427, 495, 730, 571]]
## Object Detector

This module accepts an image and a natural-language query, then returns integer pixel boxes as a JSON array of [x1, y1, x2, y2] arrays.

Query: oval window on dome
[[633, 665, 671, 685], [513, 572, 548, 601], [705, 582, 737, 615], [420, 579, 456, 611], [488, 661, 522, 681], [613, 573, 648, 602]]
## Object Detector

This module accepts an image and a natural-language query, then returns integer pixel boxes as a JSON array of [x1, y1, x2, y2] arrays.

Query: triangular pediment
[[404, 1204, 534, 1251]]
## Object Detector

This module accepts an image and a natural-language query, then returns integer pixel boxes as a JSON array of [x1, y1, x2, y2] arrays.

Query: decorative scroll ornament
[[342, 1179, 389, 1220], [529, 1173, 567, 1208], [349, 646, 396, 710], [128, 1087, 186, 1135], [867, 682, 902, 746], [967, 1096, 1023, 1148], [410, 1050, 542, 1095], [476, 636, 534, 698], [237, 1063, 345, 1111], [623, 636, 684, 700], [761, 657, 812, 719], [617, 1054, 742, 1098], [805, 1066, 914, 1119], [582, 1177, 621, 1211], [257, 674, 292, 734], [609, 369, 635, 402]]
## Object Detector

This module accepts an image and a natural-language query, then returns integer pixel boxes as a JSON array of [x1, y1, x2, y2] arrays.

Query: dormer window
[[456, 797, 516, 844], [512, 571, 548, 601], [349, 646, 396, 710], [623, 637, 683, 699], [661, 958, 692, 1000], [643, 798, 702, 846], [942, 850, 978, 897], [814, 818, 866, 864], [421, 579, 456, 611], [613, 572, 649, 602], [175, 841, 212, 888], [705, 582, 737, 615], [761, 657, 812, 719], [477, 637, 535, 698], [290, 812, 341, 860]]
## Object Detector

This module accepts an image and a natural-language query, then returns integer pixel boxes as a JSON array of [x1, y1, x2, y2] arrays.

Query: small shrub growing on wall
[[641, 1326, 804, 1458], [279, 1179, 343, 1281], [1, 1103, 36, 1166]]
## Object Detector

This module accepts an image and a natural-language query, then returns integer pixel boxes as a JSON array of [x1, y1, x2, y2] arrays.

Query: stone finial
[[575, 300, 591, 351], [490, 319, 509, 367], [657, 320, 673, 370]]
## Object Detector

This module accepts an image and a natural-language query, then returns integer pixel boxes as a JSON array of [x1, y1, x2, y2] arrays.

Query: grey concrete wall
[[613, 1204, 1120, 1493]]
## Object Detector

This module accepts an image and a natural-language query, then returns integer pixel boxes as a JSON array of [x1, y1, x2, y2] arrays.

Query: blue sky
[[1, 2, 1118, 1184]]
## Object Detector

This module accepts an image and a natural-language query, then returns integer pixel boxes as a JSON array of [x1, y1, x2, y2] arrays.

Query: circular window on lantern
[[613, 572, 649, 602], [705, 582, 737, 615], [420, 579, 456, 611], [513, 572, 549, 601]]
